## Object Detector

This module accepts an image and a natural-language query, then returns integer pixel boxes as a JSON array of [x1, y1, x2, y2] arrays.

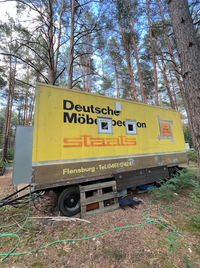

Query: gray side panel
[[12, 126, 33, 185]]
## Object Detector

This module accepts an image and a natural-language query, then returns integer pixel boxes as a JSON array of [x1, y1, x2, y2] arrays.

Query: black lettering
[[95, 118, 97, 124], [112, 120, 116, 126], [123, 121, 125, 126], [95, 107, 101, 114], [142, 123, 146, 128], [63, 112, 77, 123], [117, 120, 122, 126], [102, 108, 107, 115], [75, 104, 82, 112], [83, 105, 90, 112], [86, 114, 93, 124], [78, 115, 85, 124], [63, 100, 74, 110], [90, 105, 95, 113], [107, 106, 113, 115], [114, 111, 120, 116], [137, 122, 141, 128]]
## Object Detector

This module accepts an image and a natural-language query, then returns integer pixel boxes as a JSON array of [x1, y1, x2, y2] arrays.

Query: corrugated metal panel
[[12, 126, 33, 185]]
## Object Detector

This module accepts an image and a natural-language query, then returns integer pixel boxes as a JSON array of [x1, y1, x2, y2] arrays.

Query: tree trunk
[[23, 96, 26, 125], [54, 0, 64, 78], [67, 0, 75, 89], [126, 0, 145, 103], [1, 50, 12, 161], [114, 59, 120, 98], [120, 20, 137, 102], [88, 35, 91, 93], [25, 58, 29, 126], [86, 53, 88, 92], [47, 0, 55, 85], [157, 0, 189, 118], [146, 0, 158, 106], [18, 106, 21, 125], [169, 69, 178, 110], [167, 0, 200, 173], [101, 54, 105, 96], [28, 89, 36, 124], [157, 56, 175, 109], [7, 62, 17, 135], [82, 66, 86, 92]]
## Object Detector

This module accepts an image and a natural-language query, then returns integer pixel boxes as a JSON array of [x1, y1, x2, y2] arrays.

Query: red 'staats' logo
[[63, 135, 136, 147]]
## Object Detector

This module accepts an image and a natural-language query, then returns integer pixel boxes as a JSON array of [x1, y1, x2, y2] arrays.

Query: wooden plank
[[80, 181, 116, 192], [80, 180, 119, 218], [82, 203, 119, 219], [112, 184, 118, 204], [98, 188, 104, 209], [81, 192, 118, 206], [80, 191, 86, 215]]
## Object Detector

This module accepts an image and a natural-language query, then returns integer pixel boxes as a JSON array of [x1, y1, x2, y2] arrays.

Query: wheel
[[58, 187, 80, 217]]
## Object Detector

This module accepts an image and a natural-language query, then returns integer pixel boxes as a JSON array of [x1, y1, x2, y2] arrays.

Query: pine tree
[[167, 0, 200, 173]]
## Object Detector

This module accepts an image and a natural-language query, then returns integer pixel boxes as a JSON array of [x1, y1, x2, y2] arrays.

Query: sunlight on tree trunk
[[157, 0, 189, 117], [68, 0, 75, 89], [167, 0, 200, 173], [120, 20, 137, 102], [125, 0, 145, 103], [146, 0, 158, 106]]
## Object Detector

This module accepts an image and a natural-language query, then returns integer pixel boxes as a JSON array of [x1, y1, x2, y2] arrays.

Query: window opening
[[97, 117, 113, 134], [125, 119, 137, 135]]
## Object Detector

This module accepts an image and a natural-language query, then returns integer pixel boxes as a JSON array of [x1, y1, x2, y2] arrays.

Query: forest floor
[[0, 165, 200, 268]]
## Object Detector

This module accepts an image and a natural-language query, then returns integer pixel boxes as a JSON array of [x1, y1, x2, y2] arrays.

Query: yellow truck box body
[[32, 83, 187, 190]]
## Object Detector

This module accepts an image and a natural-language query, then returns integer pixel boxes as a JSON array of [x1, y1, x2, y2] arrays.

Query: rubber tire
[[58, 187, 80, 217]]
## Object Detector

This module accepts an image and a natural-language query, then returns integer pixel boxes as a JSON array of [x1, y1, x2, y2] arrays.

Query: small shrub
[[191, 214, 200, 229], [187, 150, 197, 162], [169, 168, 194, 193], [165, 206, 174, 214], [184, 126, 193, 148], [148, 179, 175, 201], [0, 161, 7, 168], [7, 148, 14, 161], [165, 233, 179, 255], [183, 256, 194, 268], [190, 183, 200, 228], [148, 168, 199, 201], [112, 249, 123, 260]]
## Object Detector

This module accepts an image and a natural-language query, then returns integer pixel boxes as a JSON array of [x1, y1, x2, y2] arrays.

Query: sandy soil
[[0, 168, 200, 268]]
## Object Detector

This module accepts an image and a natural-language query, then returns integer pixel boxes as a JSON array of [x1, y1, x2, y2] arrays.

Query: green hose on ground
[[0, 190, 183, 261]]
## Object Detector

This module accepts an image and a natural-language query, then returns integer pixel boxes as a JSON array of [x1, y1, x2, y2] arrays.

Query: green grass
[[102, 248, 123, 261], [19, 221, 39, 233], [1, 236, 13, 247], [157, 224, 164, 230], [32, 261, 43, 268]]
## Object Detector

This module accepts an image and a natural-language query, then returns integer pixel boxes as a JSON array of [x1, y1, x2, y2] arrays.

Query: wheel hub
[[65, 194, 79, 209]]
